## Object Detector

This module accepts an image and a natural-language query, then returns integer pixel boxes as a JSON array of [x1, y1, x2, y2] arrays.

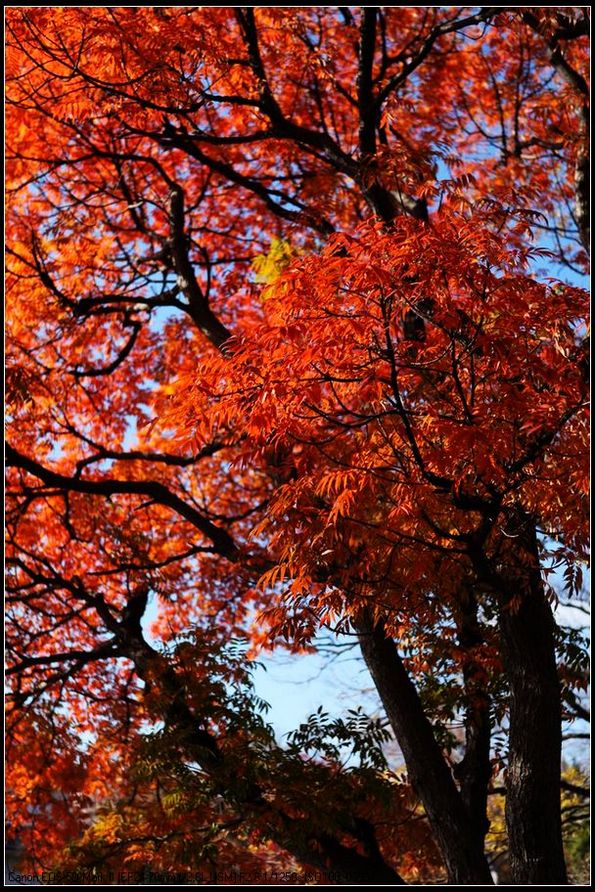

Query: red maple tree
[[6, 7, 589, 885]]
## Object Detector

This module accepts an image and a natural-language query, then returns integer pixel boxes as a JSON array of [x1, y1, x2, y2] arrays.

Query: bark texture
[[498, 523, 568, 884]]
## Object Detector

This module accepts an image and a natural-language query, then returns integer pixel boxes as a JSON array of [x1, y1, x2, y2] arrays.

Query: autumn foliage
[[5, 7, 589, 885]]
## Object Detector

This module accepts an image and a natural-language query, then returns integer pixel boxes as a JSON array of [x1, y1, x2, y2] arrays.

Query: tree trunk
[[453, 590, 492, 856], [498, 523, 568, 884], [355, 609, 494, 885]]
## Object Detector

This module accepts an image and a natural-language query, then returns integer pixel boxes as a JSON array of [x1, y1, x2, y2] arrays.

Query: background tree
[[6, 6, 589, 885]]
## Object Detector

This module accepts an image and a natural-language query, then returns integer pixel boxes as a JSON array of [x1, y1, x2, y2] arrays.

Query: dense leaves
[[6, 6, 589, 885]]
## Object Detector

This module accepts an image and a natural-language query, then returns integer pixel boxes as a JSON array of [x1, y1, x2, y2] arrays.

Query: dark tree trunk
[[498, 522, 568, 885], [453, 590, 492, 856], [355, 609, 494, 885]]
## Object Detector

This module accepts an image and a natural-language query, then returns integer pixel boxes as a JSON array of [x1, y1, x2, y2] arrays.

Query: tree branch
[[6, 443, 238, 560], [168, 183, 233, 348]]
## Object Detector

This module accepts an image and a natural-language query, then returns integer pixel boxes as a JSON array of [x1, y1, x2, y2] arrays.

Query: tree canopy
[[5, 6, 589, 885]]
